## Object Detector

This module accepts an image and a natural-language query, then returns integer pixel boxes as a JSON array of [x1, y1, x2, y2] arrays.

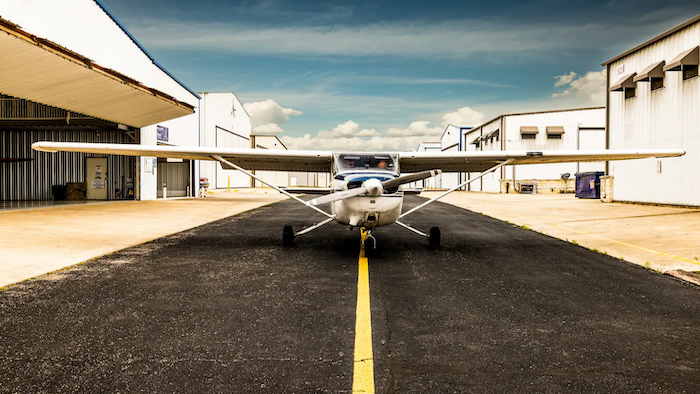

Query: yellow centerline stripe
[[352, 248, 375, 393]]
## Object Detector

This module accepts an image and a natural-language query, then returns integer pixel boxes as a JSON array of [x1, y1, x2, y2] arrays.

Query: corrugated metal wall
[[1, 130, 135, 200], [157, 161, 190, 197], [607, 22, 699, 206]]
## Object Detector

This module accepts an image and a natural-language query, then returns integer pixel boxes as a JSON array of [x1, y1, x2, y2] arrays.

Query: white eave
[[0, 17, 195, 128]]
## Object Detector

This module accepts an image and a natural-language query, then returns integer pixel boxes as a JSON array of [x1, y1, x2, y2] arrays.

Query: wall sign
[[157, 125, 169, 142], [144, 157, 156, 174], [615, 64, 624, 75]]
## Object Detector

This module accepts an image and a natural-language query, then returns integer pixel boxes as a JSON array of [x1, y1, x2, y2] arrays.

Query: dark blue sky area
[[103, 0, 700, 148]]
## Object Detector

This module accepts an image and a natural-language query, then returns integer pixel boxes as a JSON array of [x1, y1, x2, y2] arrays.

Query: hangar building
[[603, 14, 699, 206], [198, 92, 252, 191], [0, 0, 200, 202], [441, 108, 605, 193], [439, 125, 473, 189], [416, 141, 441, 189]]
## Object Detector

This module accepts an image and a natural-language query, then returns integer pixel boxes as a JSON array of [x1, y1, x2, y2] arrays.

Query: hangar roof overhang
[[0, 17, 195, 129]]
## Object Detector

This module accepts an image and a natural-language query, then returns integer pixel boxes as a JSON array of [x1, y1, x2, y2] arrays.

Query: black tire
[[363, 237, 376, 256], [429, 227, 441, 249], [283, 225, 295, 247]]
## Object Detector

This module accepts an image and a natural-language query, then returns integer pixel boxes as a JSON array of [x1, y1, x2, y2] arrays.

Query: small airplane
[[32, 141, 684, 251]]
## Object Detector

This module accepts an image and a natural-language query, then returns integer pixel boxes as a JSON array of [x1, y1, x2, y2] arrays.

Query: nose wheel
[[361, 228, 377, 253]]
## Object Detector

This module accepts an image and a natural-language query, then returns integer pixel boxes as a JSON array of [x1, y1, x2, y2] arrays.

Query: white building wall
[[417, 142, 442, 189], [199, 93, 252, 189], [503, 109, 605, 185], [607, 21, 699, 206], [254, 135, 291, 188], [464, 118, 501, 192], [464, 109, 605, 193], [440, 125, 461, 189]]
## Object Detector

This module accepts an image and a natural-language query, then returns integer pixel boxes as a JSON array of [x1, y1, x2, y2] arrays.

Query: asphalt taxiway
[[1, 196, 699, 393]]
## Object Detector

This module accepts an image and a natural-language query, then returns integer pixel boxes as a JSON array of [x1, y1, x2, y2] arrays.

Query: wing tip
[[31, 142, 58, 153]]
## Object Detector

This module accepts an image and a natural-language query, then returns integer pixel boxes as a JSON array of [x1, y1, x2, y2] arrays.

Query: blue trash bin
[[575, 172, 604, 199]]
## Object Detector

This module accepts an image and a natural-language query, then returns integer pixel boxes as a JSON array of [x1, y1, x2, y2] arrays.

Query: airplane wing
[[32, 141, 333, 172], [32, 142, 684, 173], [398, 149, 685, 173]]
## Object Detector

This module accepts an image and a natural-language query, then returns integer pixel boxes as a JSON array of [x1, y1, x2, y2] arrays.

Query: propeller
[[306, 169, 442, 206]]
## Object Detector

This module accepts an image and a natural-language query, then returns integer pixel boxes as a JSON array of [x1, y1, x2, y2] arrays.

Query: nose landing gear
[[360, 227, 377, 253]]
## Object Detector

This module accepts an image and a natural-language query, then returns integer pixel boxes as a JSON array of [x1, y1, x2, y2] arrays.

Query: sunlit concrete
[[0, 189, 287, 287]]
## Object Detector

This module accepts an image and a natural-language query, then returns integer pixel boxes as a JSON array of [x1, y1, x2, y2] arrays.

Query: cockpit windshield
[[335, 153, 398, 172]]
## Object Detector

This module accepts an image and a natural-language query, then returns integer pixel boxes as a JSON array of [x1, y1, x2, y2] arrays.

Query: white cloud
[[316, 120, 379, 139], [280, 134, 429, 152], [441, 106, 485, 127], [243, 99, 302, 134], [551, 70, 606, 105], [127, 18, 682, 60], [252, 123, 286, 134], [387, 121, 442, 137], [554, 71, 577, 87], [279, 106, 486, 151]]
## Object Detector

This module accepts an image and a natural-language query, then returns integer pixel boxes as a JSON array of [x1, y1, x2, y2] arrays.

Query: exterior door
[[86, 157, 108, 200]]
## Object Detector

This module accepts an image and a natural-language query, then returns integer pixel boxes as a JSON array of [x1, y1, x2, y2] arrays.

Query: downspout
[[605, 64, 611, 175], [500, 116, 506, 192], [459, 128, 463, 189], [250, 135, 256, 188]]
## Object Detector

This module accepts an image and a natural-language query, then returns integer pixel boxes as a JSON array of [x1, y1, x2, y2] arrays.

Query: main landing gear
[[429, 227, 441, 249], [283, 225, 295, 247], [395, 221, 441, 249], [283, 220, 440, 250], [282, 217, 336, 247]]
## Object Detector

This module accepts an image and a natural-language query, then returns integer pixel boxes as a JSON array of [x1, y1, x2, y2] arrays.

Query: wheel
[[283, 225, 295, 247], [429, 227, 441, 249], [362, 236, 376, 256]]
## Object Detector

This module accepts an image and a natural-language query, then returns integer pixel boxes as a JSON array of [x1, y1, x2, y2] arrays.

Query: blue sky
[[106, 0, 700, 150]]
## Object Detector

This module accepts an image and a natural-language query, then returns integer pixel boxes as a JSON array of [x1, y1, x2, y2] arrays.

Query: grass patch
[[643, 261, 664, 275]]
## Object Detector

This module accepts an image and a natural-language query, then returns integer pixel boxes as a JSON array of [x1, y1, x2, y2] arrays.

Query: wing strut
[[211, 155, 333, 219], [399, 159, 514, 219]]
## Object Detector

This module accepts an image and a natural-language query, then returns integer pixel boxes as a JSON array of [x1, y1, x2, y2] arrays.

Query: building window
[[520, 126, 538, 140], [651, 77, 664, 91], [545, 126, 565, 139], [664, 46, 699, 81], [683, 65, 698, 81], [624, 87, 636, 99]]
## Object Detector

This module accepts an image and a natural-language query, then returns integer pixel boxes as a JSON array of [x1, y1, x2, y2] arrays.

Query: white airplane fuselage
[[330, 170, 404, 228]]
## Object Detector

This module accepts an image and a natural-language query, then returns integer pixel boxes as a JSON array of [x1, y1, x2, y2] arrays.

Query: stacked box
[[66, 182, 87, 200]]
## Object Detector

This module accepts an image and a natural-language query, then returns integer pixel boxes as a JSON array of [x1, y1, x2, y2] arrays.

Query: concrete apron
[[422, 191, 700, 286], [0, 189, 288, 288]]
